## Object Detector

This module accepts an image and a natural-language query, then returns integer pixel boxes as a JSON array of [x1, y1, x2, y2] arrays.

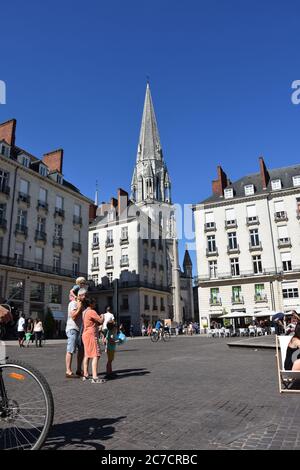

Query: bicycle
[[0, 305, 54, 450], [151, 328, 171, 343]]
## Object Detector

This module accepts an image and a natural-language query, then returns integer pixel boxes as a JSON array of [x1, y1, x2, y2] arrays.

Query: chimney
[[0, 119, 16, 146], [212, 165, 228, 196], [89, 204, 97, 222], [118, 188, 128, 219], [110, 198, 118, 215], [42, 149, 64, 173], [96, 202, 111, 217], [259, 156, 269, 190]]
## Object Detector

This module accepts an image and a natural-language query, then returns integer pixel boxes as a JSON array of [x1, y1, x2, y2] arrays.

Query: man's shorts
[[18, 331, 25, 341], [66, 329, 82, 354], [107, 349, 115, 362]]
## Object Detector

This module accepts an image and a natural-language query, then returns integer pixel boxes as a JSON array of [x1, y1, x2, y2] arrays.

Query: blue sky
[[1, 0, 300, 270]]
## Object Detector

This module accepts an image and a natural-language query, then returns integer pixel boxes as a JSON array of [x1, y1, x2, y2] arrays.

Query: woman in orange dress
[[82, 298, 105, 383]]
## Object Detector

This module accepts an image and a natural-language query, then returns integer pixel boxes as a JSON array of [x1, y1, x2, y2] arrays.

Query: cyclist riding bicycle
[[155, 319, 163, 335]]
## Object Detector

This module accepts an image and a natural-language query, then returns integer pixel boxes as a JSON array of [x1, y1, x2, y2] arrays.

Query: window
[[144, 295, 149, 309], [207, 235, 216, 253], [122, 295, 129, 309], [54, 224, 62, 238], [14, 242, 24, 266], [230, 258, 240, 276], [1, 144, 9, 157], [121, 248, 129, 265], [107, 272, 113, 284], [93, 233, 99, 245], [20, 179, 29, 194], [107, 230, 113, 243], [278, 225, 289, 242], [224, 188, 233, 199], [246, 204, 257, 222], [30, 282, 44, 302], [153, 296, 157, 309], [209, 260, 217, 279], [39, 165, 48, 176], [253, 255, 263, 274], [244, 184, 254, 196], [56, 174, 63, 184], [17, 209, 27, 227], [121, 226, 128, 240], [73, 230, 80, 243], [282, 282, 299, 299], [281, 252, 292, 272], [274, 200, 284, 213], [255, 284, 265, 300], [232, 286, 242, 301], [106, 252, 113, 266], [0, 203, 6, 223], [72, 258, 79, 276], [56, 195, 63, 209], [271, 179, 282, 190], [293, 176, 300, 187], [74, 204, 81, 216], [228, 232, 238, 249], [225, 208, 236, 225], [8, 279, 24, 300], [35, 247, 43, 269], [250, 229, 260, 247], [39, 187, 47, 202], [53, 253, 61, 273], [92, 256, 99, 268], [37, 216, 46, 233], [0, 169, 9, 191], [49, 284, 62, 304], [205, 212, 215, 228], [92, 274, 98, 286], [20, 155, 30, 168], [210, 288, 220, 304]]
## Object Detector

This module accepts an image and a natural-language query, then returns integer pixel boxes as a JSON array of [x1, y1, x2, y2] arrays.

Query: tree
[[43, 309, 56, 339]]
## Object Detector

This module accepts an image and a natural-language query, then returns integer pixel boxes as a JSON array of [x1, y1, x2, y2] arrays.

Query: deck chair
[[276, 335, 300, 393]]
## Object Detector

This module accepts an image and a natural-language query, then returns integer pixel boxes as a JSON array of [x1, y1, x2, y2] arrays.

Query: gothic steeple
[[131, 83, 171, 204]]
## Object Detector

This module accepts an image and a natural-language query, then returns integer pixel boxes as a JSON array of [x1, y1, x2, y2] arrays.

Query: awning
[[219, 311, 251, 319], [51, 311, 65, 320]]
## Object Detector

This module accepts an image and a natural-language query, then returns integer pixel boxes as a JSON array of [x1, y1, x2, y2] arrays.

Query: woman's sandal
[[91, 378, 106, 384], [82, 376, 90, 381]]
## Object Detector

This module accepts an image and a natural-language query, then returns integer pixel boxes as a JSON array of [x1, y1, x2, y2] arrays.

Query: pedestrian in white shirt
[[17, 313, 26, 348], [34, 318, 44, 348]]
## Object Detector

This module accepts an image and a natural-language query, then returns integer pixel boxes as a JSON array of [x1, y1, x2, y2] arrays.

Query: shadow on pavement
[[43, 416, 126, 450], [100, 368, 150, 380]]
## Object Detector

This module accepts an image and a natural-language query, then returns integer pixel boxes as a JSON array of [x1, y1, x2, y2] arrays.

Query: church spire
[[136, 83, 162, 163], [131, 83, 171, 204]]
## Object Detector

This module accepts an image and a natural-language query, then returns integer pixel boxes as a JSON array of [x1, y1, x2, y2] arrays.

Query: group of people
[[17, 314, 44, 348], [65, 277, 120, 384]]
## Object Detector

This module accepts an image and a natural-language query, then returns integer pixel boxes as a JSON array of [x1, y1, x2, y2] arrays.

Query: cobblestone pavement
[[6, 336, 300, 450]]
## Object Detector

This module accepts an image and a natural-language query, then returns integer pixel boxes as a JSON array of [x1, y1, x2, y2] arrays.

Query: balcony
[[227, 244, 240, 255], [91, 264, 99, 271], [53, 237, 63, 248], [120, 258, 129, 268], [15, 224, 28, 237], [143, 258, 149, 266], [105, 239, 114, 248], [160, 306, 165, 311], [278, 237, 292, 248], [246, 216, 259, 226], [144, 304, 150, 310], [151, 239, 156, 249], [0, 184, 10, 196], [153, 305, 158, 311], [17, 192, 30, 206], [254, 294, 268, 303], [35, 230, 47, 242], [72, 242, 82, 253], [105, 261, 114, 269], [37, 200, 48, 212], [274, 211, 288, 222], [204, 222, 216, 232], [0, 218, 7, 230], [92, 242, 99, 250], [120, 237, 129, 245], [225, 220, 237, 229], [54, 208, 65, 219], [151, 261, 157, 269], [210, 298, 222, 306], [206, 248, 219, 257], [232, 296, 244, 304], [249, 242, 263, 251]]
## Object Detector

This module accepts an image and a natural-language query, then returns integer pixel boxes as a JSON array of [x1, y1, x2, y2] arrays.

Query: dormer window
[[224, 188, 233, 199], [293, 175, 300, 187], [57, 174, 62, 184], [244, 184, 254, 196], [0, 144, 9, 157], [39, 165, 48, 177], [18, 154, 30, 168], [271, 179, 282, 190]]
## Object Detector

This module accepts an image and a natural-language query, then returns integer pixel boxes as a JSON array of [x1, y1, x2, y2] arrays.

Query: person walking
[[17, 313, 26, 348], [34, 318, 44, 347], [82, 298, 105, 383], [65, 287, 87, 378]]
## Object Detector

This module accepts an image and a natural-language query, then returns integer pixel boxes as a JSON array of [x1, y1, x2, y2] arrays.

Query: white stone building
[[193, 157, 300, 329], [88, 84, 194, 333], [0, 119, 92, 329]]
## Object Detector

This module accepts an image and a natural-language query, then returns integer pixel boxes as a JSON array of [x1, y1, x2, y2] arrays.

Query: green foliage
[[43, 309, 56, 339]]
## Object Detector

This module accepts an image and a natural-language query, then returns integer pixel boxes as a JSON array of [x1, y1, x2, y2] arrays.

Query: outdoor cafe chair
[[275, 335, 300, 393], [256, 327, 263, 336], [238, 328, 246, 337]]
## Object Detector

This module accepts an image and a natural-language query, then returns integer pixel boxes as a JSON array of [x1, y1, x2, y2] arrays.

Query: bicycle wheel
[[151, 332, 159, 343], [0, 359, 54, 450], [163, 333, 171, 342]]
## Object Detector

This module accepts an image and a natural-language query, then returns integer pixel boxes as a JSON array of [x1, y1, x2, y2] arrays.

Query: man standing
[[65, 288, 87, 378], [17, 313, 26, 348]]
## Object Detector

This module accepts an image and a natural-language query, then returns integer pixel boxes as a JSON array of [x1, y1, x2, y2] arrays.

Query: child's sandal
[[91, 378, 106, 384]]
